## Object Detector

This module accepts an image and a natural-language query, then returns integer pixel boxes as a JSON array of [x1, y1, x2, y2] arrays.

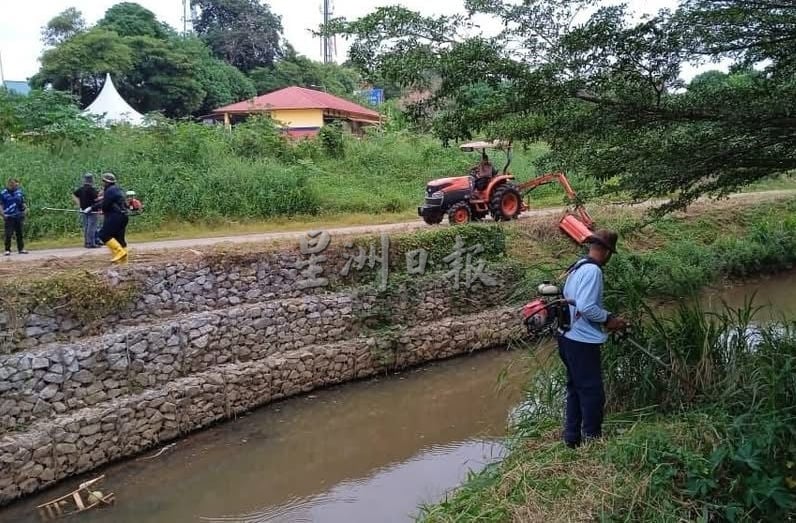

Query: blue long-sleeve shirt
[[1, 188, 25, 218], [562, 259, 611, 344]]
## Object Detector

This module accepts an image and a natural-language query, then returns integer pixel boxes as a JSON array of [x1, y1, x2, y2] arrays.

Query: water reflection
[[204, 440, 506, 523]]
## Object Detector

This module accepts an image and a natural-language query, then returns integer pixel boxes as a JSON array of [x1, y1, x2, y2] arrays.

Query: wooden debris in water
[[35, 475, 115, 521]]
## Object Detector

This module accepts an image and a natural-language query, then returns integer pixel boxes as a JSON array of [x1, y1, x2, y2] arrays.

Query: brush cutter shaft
[[42, 207, 102, 214], [624, 336, 694, 387]]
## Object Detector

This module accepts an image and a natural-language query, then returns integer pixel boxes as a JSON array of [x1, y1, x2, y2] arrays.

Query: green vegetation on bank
[[337, 1, 796, 212], [0, 118, 554, 242], [511, 199, 796, 301], [421, 199, 796, 522]]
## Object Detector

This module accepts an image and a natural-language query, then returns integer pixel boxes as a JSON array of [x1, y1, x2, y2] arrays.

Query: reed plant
[[423, 299, 796, 522]]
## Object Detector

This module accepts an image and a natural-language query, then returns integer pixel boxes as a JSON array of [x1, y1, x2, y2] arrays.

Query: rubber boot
[[105, 238, 127, 263]]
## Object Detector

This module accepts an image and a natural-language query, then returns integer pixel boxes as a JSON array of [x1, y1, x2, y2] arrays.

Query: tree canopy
[[332, 0, 796, 209], [97, 2, 172, 39], [33, 3, 255, 117], [249, 45, 360, 96], [192, 0, 284, 72], [33, 2, 373, 117], [41, 7, 86, 47]]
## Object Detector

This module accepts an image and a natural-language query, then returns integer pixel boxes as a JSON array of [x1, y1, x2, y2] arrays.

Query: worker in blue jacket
[[1, 178, 28, 256], [559, 229, 627, 448]]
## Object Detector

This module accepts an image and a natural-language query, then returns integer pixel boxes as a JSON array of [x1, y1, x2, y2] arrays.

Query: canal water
[[700, 270, 796, 320], [1, 349, 531, 523], [2, 270, 794, 523]]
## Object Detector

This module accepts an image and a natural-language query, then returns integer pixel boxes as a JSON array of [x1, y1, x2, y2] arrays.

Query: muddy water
[[3, 271, 794, 523], [700, 270, 796, 319], [1, 349, 530, 523]]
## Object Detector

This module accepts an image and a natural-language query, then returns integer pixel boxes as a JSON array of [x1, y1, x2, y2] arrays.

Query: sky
[[0, 0, 711, 82]]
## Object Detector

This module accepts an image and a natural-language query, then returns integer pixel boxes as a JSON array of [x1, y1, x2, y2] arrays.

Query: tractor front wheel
[[447, 202, 471, 225], [422, 212, 444, 225], [490, 183, 522, 222]]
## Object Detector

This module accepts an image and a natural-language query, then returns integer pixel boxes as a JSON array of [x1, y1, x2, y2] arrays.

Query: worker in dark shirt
[[73, 173, 99, 249], [83, 172, 128, 263]]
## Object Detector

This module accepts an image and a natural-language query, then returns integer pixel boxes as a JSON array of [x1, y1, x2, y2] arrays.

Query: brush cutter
[[522, 301, 694, 388]]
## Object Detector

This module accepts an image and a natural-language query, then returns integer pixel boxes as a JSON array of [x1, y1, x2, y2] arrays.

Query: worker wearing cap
[[73, 173, 100, 249], [558, 229, 627, 448], [125, 191, 143, 215], [83, 173, 128, 263]]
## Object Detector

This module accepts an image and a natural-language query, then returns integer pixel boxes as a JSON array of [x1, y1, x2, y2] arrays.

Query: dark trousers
[[557, 335, 605, 445], [97, 213, 128, 247], [3, 216, 24, 252]]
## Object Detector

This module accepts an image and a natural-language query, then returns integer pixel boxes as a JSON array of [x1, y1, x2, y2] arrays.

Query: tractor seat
[[474, 176, 490, 191]]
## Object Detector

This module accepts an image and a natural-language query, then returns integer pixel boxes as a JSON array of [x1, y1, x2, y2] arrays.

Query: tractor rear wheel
[[447, 202, 471, 225], [490, 183, 522, 221]]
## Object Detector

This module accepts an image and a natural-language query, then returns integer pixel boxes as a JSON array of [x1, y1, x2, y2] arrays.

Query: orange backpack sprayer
[[521, 259, 600, 337], [125, 191, 143, 215]]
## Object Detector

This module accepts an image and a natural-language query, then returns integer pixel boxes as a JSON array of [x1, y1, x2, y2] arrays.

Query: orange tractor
[[417, 140, 595, 243]]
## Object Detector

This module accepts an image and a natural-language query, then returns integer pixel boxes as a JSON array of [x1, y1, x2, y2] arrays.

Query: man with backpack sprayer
[[557, 230, 627, 448], [82, 173, 129, 263]]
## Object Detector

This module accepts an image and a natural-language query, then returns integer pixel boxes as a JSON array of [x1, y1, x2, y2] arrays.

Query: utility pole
[[0, 50, 5, 87], [321, 0, 336, 64], [182, 0, 197, 35]]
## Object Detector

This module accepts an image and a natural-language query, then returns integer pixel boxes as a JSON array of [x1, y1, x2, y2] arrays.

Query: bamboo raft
[[35, 475, 115, 521]]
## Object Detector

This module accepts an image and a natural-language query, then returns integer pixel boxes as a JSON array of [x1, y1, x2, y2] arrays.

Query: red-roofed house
[[210, 86, 381, 137]]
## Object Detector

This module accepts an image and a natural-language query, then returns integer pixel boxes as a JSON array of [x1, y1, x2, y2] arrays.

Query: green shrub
[[318, 122, 345, 158], [0, 118, 553, 240], [0, 123, 321, 239], [228, 115, 294, 162]]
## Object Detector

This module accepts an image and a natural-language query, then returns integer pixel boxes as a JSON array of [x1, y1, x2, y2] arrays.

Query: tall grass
[[423, 301, 796, 522], [509, 199, 796, 311], [422, 200, 796, 521], [0, 121, 555, 240], [0, 121, 319, 239]]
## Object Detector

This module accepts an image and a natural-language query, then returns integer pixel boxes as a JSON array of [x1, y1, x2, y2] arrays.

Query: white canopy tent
[[82, 73, 146, 126]]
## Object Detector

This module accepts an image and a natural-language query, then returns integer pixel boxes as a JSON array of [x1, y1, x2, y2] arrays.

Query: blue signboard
[[359, 88, 384, 106], [2, 81, 30, 96]]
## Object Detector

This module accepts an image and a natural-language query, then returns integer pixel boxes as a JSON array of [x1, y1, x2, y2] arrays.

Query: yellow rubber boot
[[106, 238, 127, 263]]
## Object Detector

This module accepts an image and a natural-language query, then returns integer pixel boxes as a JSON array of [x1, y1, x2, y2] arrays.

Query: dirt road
[[1, 190, 792, 270], [10, 209, 574, 263]]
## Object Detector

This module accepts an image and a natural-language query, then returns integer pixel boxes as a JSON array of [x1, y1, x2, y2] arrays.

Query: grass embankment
[[0, 120, 559, 243], [422, 199, 796, 522], [2, 116, 792, 247]]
